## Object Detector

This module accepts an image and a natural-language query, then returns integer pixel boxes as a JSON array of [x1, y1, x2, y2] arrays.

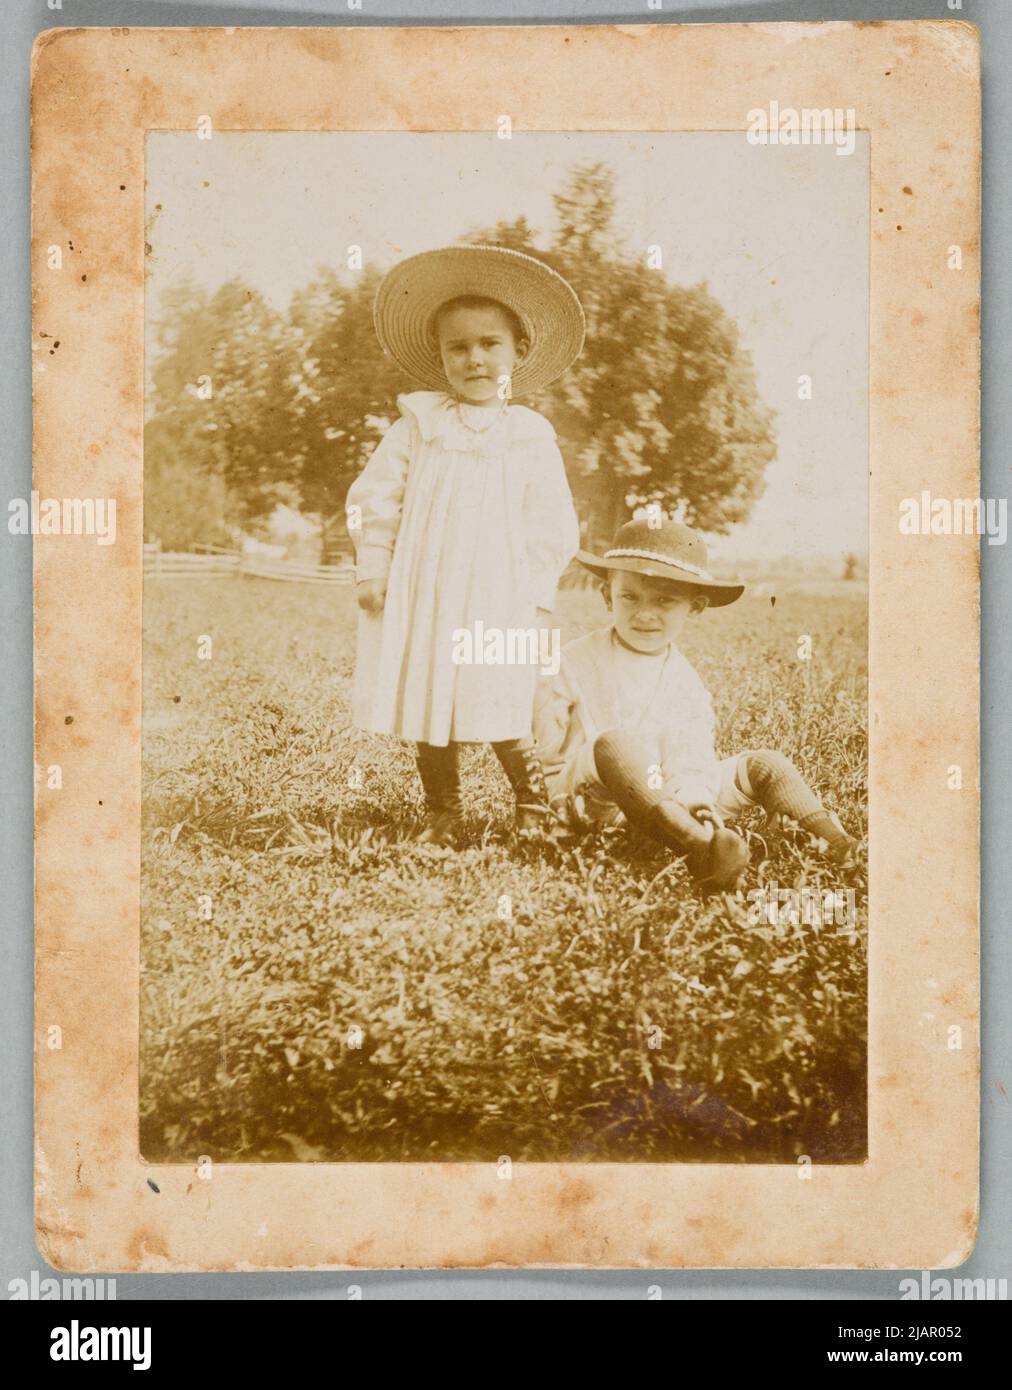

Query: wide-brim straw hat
[[578, 518, 745, 607], [373, 244, 586, 397]]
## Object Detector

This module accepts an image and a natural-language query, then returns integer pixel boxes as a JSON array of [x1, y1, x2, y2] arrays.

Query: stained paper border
[[32, 21, 979, 1270]]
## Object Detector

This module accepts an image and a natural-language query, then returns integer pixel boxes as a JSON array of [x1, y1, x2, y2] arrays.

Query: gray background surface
[[3, 0, 1007, 1300]]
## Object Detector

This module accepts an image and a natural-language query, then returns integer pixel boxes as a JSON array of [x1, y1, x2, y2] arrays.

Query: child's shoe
[[417, 807, 466, 846], [415, 744, 466, 846], [821, 819, 858, 867], [646, 800, 749, 892], [767, 810, 858, 866], [685, 827, 750, 893], [798, 810, 858, 866], [493, 742, 558, 839]]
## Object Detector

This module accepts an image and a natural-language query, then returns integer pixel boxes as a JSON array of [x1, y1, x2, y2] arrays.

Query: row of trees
[[145, 163, 777, 558]]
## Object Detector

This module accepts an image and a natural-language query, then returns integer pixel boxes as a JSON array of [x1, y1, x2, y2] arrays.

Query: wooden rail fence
[[143, 544, 354, 584]]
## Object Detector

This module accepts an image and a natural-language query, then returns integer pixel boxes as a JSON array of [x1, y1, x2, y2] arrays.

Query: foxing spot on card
[[32, 21, 979, 1270]]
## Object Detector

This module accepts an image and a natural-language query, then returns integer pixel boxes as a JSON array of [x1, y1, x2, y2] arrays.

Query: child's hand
[[357, 578, 387, 615]]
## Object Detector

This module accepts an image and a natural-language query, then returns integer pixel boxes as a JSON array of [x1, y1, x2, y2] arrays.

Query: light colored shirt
[[533, 625, 722, 807]]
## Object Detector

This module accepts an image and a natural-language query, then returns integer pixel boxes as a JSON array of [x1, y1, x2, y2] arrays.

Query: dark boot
[[593, 732, 749, 892], [644, 801, 750, 894], [415, 743, 465, 845], [492, 740, 557, 837], [684, 827, 750, 894]]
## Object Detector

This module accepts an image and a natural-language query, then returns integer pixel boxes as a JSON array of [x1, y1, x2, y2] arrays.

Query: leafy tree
[[144, 163, 776, 561], [142, 449, 233, 551], [468, 163, 776, 547], [286, 267, 410, 561], [145, 278, 296, 541]]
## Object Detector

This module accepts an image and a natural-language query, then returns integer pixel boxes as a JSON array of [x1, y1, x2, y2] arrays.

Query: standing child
[[533, 516, 858, 891], [346, 244, 584, 843]]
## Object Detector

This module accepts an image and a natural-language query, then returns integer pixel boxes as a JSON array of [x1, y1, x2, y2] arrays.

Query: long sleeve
[[344, 415, 413, 583], [533, 663, 602, 796], [533, 667, 578, 768], [522, 439, 580, 611]]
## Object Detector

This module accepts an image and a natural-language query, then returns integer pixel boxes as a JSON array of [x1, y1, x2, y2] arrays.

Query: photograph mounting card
[[32, 21, 979, 1270]]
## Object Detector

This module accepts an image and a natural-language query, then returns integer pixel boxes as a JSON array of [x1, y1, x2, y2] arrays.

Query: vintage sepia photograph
[[139, 129, 869, 1166], [28, 13, 985, 1277]]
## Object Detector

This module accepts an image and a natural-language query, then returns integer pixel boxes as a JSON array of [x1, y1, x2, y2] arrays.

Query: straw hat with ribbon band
[[373, 245, 586, 398], [577, 518, 745, 607]]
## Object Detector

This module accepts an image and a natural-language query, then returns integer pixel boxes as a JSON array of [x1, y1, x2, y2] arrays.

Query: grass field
[[140, 575, 867, 1164]]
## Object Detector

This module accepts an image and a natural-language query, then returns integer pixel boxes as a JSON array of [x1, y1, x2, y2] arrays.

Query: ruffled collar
[[396, 391, 555, 453]]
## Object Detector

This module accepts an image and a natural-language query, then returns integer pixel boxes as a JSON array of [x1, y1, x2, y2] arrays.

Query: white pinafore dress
[[345, 391, 579, 746]]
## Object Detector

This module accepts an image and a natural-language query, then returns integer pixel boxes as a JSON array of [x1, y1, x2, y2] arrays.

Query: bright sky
[[146, 131, 868, 564]]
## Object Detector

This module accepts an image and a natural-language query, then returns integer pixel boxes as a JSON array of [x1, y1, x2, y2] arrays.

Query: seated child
[[532, 516, 858, 891]]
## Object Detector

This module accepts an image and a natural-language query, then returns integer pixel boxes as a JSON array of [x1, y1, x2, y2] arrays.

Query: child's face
[[435, 303, 528, 405], [606, 570, 707, 652]]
